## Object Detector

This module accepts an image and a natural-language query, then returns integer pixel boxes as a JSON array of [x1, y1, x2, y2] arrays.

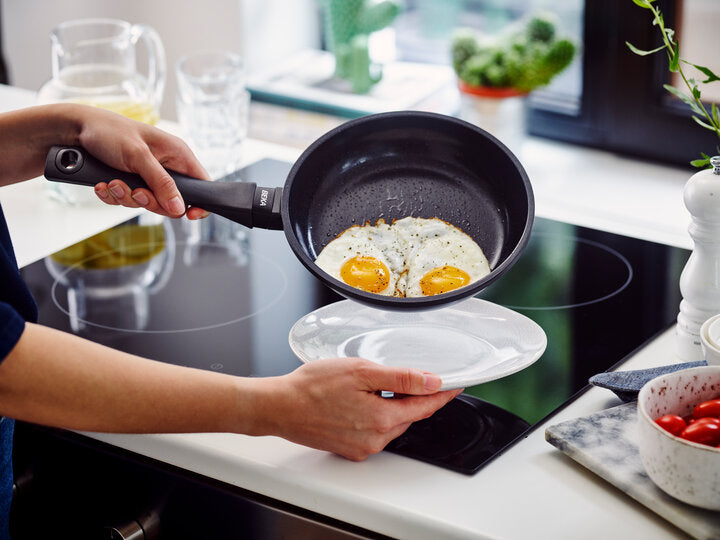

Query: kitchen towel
[[588, 360, 706, 402]]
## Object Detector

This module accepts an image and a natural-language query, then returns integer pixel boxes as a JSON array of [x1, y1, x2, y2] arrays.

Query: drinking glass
[[175, 50, 250, 178]]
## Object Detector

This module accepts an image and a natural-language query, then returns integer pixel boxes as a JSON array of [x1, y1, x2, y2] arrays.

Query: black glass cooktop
[[20, 159, 690, 475]]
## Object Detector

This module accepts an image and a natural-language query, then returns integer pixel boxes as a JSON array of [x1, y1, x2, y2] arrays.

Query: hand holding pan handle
[[44, 146, 283, 230]]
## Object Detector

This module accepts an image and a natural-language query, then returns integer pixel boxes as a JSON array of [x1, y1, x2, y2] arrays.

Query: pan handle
[[44, 146, 283, 230]]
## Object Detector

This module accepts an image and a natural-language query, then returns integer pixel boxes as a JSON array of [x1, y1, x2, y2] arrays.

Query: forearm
[[0, 322, 267, 435], [0, 104, 85, 186], [0, 323, 460, 460]]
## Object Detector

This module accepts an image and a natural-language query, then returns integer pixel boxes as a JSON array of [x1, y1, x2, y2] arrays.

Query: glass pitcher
[[38, 18, 166, 125]]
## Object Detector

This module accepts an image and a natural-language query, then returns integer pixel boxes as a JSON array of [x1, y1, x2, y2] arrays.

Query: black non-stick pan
[[44, 111, 534, 310]]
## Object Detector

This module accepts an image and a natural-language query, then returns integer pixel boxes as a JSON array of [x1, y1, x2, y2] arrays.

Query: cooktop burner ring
[[48, 240, 289, 334], [497, 232, 633, 311]]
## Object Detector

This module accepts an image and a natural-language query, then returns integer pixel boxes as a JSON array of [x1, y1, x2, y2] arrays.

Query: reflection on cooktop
[[47, 233, 288, 334], [20, 158, 691, 475], [474, 217, 688, 426], [496, 232, 633, 310]]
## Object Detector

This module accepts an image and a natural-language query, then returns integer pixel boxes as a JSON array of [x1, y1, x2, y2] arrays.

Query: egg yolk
[[420, 266, 471, 296], [340, 256, 390, 293]]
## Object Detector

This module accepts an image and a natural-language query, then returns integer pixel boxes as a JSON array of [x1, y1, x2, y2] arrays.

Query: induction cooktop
[[20, 158, 690, 475]]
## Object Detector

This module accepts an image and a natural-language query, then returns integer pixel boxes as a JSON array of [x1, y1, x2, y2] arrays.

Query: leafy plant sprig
[[627, 0, 720, 167]]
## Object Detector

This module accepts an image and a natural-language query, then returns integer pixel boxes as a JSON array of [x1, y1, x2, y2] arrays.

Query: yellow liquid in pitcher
[[75, 98, 159, 125]]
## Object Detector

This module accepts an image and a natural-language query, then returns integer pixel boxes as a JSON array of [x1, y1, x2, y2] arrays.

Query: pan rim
[[281, 110, 534, 311]]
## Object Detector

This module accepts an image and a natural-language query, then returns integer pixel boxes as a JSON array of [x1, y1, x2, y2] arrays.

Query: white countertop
[[0, 84, 698, 539]]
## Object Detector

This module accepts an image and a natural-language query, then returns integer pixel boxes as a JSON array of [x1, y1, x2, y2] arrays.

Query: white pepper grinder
[[676, 156, 720, 360]]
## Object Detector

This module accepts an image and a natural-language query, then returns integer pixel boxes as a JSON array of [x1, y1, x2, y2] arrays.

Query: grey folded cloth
[[589, 360, 707, 402]]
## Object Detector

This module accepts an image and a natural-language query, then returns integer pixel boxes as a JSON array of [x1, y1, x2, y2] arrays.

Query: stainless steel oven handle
[[104, 521, 145, 540], [103, 510, 160, 540]]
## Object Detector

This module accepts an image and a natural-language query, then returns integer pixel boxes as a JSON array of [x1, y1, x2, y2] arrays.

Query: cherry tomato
[[692, 398, 720, 419], [680, 417, 720, 446], [655, 414, 687, 436], [692, 417, 720, 426]]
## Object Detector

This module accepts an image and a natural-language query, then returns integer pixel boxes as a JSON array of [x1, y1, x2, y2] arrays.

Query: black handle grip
[[44, 146, 283, 230]]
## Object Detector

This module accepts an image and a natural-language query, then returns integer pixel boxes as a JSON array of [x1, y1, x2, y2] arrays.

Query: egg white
[[394, 217, 491, 297], [315, 217, 490, 297], [315, 220, 407, 296]]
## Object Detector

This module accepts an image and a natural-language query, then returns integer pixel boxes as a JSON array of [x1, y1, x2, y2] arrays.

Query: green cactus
[[525, 15, 556, 44], [451, 29, 480, 74], [320, 0, 400, 94]]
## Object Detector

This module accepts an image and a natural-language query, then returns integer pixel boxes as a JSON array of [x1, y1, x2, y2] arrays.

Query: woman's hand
[[253, 358, 463, 461], [0, 103, 209, 219], [76, 106, 210, 219]]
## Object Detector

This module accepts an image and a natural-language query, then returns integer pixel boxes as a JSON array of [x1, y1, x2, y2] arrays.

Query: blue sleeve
[[0, 301, 25, 364]]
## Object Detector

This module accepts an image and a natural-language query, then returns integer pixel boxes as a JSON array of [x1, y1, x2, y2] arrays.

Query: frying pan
[[44, 111, 534, 310]]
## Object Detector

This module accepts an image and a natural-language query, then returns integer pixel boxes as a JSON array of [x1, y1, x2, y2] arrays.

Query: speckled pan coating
[[637, 366, 720, 511]]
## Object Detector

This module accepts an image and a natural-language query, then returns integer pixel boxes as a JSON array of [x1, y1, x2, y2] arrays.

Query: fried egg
[[394, 217, 491, 297], [315, 216, 491, 298], [314, 219, 406, 296]]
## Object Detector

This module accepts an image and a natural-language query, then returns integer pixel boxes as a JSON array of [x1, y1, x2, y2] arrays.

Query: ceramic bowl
[[700, 313, 720, 366], [637, 365, 720, 510]]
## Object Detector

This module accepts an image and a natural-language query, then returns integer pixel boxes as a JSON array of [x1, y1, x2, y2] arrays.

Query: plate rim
[[288, 298, 547, 390]]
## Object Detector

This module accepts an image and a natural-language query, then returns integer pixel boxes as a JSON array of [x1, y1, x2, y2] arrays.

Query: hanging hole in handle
[[55, 148, 84, 174]]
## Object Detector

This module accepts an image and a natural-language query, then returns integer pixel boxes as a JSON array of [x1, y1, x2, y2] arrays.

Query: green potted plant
[[452, 15, 576, 96], [627, 0, 720, 168], [450, 14, 576, 146]]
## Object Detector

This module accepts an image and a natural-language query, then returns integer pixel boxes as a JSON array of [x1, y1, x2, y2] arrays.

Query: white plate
[[288, 298, 547, 390]]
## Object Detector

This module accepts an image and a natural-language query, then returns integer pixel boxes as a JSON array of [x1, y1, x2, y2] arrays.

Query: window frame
[[526, 0, 718, 167]]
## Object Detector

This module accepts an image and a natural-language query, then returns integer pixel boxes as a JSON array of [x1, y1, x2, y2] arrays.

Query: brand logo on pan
[[259, 189, 269, 207]]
